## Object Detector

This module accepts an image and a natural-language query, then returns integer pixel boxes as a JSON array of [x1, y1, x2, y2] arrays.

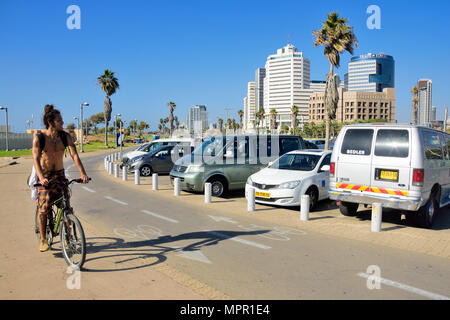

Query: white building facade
[[188, 105, 208, 134], [417, 79, 433, 126], [263, 44, 312, 128]]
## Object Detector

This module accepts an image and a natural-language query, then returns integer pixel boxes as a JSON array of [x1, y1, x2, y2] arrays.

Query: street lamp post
[[80, 102, 89, 153], [0, 106, 9, 152]]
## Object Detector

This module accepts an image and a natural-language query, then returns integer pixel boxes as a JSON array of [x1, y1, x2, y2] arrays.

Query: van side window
[[422, 131, 443, 160], [375, 129, 409, 158], [280, 138, 300, 154], [340, 129, 374, 156], [447, 136, 450, 160]]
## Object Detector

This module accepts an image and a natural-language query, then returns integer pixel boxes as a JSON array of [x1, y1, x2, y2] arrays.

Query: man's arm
[[66, 132, 89, 183], [32, 134, 48, 186]]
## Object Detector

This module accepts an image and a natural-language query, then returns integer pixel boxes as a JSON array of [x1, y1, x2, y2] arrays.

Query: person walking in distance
[[32, 105, 89, 252]]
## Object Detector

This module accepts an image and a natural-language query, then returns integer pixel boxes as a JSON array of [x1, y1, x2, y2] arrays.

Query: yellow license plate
[[255, 191, 271, 198], [380, 170, 398, 181]]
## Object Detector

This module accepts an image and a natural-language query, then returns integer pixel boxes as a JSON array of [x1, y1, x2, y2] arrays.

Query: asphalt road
[[66, 151, 450, 300]]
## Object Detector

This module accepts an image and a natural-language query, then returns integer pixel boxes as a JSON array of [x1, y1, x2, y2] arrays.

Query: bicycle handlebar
[[33, 178, 91, 188]]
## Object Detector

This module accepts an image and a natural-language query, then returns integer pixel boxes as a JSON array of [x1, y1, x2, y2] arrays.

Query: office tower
[[247, 81, 256, 128], [243, 97, 248, 130], [432, 106, 437, 121], [263, 44, 312, 128], [417, 79, 432, 126], [255, 68, 266, 111], [347, 53, 395, 92], [188, 105, 208, 134], [309, 88, 396, 124]]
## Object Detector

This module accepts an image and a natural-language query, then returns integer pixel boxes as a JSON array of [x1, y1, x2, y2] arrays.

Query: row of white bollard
[[104, 154, 383, 232]]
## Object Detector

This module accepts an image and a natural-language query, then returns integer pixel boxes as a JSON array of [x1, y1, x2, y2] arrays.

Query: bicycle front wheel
[[61, 214, 86, 269]]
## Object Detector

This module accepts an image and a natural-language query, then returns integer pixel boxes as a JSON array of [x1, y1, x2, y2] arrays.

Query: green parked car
[[170, 134, 306, 197]]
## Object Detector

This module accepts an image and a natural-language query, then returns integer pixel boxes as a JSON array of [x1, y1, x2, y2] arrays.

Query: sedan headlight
[[246, 176, 253, 186], [277, 180, 301, 189], [186, 165, 204, 173], [130, 156, 145, 163]]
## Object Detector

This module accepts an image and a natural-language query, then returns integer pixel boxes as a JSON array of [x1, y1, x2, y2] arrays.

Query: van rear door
[[371, 128, 411, 195], [336, 128, 374, 189]]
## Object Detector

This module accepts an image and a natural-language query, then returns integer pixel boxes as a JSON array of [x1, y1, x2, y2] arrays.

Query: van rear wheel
[[338, 201, 359, 216], [416, 191, 439, 229]]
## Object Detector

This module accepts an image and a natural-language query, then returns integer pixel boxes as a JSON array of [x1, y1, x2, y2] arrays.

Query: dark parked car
[[128, 145, 192, 176]]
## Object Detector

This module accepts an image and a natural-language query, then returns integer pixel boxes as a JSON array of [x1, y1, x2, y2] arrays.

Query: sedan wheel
[[140, 166, 152, 177]]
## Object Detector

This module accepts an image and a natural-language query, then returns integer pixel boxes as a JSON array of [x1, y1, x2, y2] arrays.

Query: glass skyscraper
[[347, 53, 395, 92]]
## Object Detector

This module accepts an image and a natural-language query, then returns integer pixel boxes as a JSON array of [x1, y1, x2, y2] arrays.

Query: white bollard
[[114, 164, 119, 178], [204, 183, 212, 203], [152, 173, 158, 190], [109, 162, 113, 175], [174, 178, 180, 196], [300, 194, 310, 221], [134, 170, 140, 185], [371, 203, 383, 232], [247, 187, 255, 212], [122, 166, 127, 181]]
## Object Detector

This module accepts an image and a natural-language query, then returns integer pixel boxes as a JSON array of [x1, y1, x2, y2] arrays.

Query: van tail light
[[330, 162, 335, 177], [412, 168, 424, 186]]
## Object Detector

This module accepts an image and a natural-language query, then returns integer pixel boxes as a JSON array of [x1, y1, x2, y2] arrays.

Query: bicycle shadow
[[64, 229, 270, 272]]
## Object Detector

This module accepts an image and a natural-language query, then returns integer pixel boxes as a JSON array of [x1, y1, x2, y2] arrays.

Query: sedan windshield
[[269, 154, 321, 171]]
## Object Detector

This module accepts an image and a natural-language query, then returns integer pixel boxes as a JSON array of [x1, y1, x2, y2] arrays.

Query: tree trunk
[[324, 63, 338, 150]]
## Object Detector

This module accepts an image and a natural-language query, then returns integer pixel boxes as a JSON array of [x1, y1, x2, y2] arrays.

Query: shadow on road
[[75, 229, 270, 272]]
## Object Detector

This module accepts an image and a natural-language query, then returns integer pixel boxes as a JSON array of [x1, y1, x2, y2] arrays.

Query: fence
[[0, 132, 33, 150]]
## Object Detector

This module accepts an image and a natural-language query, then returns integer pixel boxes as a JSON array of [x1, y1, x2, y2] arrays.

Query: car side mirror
[[320, 164, 330, 172]]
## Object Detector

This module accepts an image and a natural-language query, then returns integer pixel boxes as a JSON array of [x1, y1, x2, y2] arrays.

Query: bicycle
[[34, 178, 91, 269]]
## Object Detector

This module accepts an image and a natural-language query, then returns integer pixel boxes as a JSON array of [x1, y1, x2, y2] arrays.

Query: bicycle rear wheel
[[61, 213, 86, 269]]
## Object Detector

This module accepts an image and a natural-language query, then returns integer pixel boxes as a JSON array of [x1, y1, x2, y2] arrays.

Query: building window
[[369, 102, 372, 107]]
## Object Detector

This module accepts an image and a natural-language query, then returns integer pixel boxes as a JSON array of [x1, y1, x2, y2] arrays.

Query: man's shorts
[[37, 169, 70, 215]]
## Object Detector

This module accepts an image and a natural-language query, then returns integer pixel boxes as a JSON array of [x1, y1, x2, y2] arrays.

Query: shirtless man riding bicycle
[[32, 104, 89, 252]]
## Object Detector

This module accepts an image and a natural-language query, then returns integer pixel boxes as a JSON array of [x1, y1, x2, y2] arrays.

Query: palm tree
[[167, 101, 176, 136], [237, 110, 244, 129], [270, 109, 277, 131], [218, 118, 224, 134], [174, 116, 180, 130], [411, 86, 419, 125], [97, 69, 120, 146], [226, 118, 232, 131], [313, 12, 357, 149], [231, 119, 237, 133], [291, 105, 299, 131], [256, 107, 265, 134]]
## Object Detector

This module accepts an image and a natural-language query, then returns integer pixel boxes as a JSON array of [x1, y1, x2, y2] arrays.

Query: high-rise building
[[188, 105, 208, 134], [243, 97, 248, 130], [255, 68, 266, 111], [417, 79, 433, 126], [246, 81, 256, 128], [263, 44, 312, 128], [432, 106, 437, 121], [347, 53, 395, 92]]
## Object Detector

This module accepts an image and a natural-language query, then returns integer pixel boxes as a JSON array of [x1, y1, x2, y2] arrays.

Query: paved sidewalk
[[105, 153, 450, 260], [0, 151, 224, 300]]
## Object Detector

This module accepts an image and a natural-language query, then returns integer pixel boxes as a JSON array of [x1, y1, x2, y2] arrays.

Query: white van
[[329, 124, 450, 228], [121, 137, 194, 168]]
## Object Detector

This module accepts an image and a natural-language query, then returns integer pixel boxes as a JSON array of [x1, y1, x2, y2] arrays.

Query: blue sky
[[1, 0, 449, 132]]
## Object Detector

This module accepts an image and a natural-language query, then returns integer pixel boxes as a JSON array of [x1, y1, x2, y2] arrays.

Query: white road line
[[82, 186, 96, 193], [141, 210, 179, 224], [104, 196, 128, 206], [204, 230, 271, 250], [357, 273, 450, 300]]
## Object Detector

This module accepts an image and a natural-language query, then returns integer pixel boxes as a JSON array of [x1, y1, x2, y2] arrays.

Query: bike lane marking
[[203, 230, 271, 250], [82, 186, 96, 193], [357, 272, 450, 300], [141, 210, 179, 224], [104, 196, 128, 206]]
